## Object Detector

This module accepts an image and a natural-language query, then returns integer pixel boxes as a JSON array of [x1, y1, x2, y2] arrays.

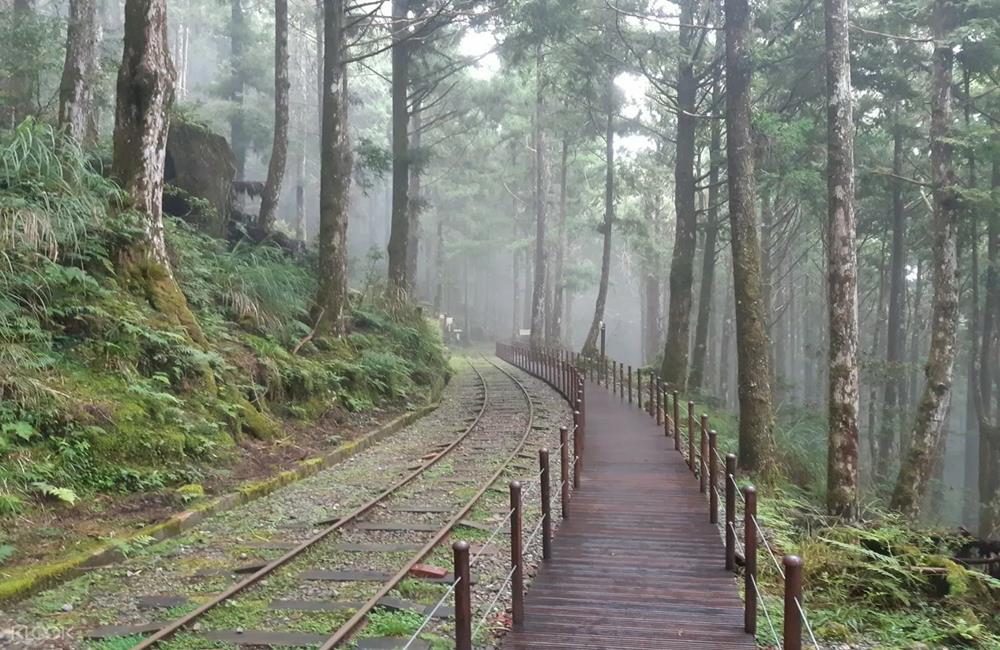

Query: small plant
[[31, 481, 78, 505]]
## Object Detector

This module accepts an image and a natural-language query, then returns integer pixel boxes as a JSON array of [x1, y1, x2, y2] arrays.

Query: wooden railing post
[[673, 391, 680, 449], [540, 448, 552, 560], [656, 378, 662, 426], [744, 485, 757, 635], [709, 430, 719, 523], [725, 453, 737, 571], [687, 401, 696, 472], [637, 369, 642, 411], [700, 414, 709, 492], [560, 426, 570, 519], [663, 388, 670, 437], [573, 411, 583, 488], [628, 365, 633, 404], [649, 374, 655, 417], [783, 555, 804, 650], [453, 540, 472, 650], [510, 481, 524, 628]]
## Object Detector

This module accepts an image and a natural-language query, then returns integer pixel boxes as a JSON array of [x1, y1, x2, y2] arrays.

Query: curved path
[[501, 380, 754, 650]]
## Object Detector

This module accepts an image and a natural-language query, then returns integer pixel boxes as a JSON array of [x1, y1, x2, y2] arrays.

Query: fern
[[31, 481, 78, 505]]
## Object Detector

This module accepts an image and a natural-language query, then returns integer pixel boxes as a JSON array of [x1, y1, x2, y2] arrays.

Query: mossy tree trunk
[[314, 0, 351, 336], [257, 0, 290, 233], [113, 0, 205, 346], [724, 0, 776, 474], [58, 0, 99, 144], [891, 0, 960, 517], [661, 0, 698, 389], [824, 0, 860, 519]]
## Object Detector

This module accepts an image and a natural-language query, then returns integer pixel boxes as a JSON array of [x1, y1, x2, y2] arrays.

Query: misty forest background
[[2, 0, 1000, 643]]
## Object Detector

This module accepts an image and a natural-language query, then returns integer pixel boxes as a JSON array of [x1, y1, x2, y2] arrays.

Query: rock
[[409, 564, 448, 579], [61, 603, 73, 612], [163, 118, 237, 237]]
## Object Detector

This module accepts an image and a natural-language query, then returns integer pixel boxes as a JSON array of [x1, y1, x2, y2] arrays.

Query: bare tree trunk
[[257, 0, 290, 233], [689, 67, 721, 391], [908, 260, 925, 416], [230, 0, 247, 178], [582, 94, 615, 357], [386, 0, 410, 296], [314, 0, 350, 335], [552, 139, 569, 345], [661, 0, 698, 388], [724, 0, 776, 473], [59, 0, 99, 144], [892, 2, 960, 516], [879, 118, 907, 473], [530, 45, 546, 350], [406, 104, 422, 296], [976, 156, 1000, 537], [825, 0, 860, 518]]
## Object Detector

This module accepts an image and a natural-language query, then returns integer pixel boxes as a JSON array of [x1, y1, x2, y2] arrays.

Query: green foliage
[[0, 125, 449, 520]]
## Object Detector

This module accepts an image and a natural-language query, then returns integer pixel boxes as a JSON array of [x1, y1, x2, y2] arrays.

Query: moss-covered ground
[[670, 389, 1000, 648]]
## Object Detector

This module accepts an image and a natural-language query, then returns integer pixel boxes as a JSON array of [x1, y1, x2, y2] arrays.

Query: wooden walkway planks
[[501, 381, 754, 650]]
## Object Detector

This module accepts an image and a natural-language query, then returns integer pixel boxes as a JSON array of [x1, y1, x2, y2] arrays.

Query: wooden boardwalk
[[501, 380, 754, 650]]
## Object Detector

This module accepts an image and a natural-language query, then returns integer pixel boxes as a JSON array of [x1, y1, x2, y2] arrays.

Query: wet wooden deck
[[501, 380, 754, 649]]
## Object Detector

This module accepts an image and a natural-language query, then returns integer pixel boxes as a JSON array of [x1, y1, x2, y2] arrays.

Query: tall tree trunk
[[530, 45, 547, 350], [294, 54, 307, 242], [314, 0, 350, 335], [582, 92, 615, 357], [879, 118, 907, 473], [825, 0, 860, 519], [645, 273, 661, 363], [689, 69, 722, 391], [230, 0, 247, 178], [386, 0, 411, 295], [908, 260, 925, 415], [552, 139, 569, 345], [10, 0, 36, 122], [661, 0, 698, 388], [724, 0, 776, 473], [59, 0, 99, 144], [113, 0, 203, 344], [976, 156, 1000, 537], [891, 2, 960, 516], [434, 215, 444, 314], [962, 67, 979, 527], [257, 0, 290, 233], [406, 104, 422, 295]]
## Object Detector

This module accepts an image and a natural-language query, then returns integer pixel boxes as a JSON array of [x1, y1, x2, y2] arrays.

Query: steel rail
[[130, 358, 496, 650], [317, 354, 537, 648]]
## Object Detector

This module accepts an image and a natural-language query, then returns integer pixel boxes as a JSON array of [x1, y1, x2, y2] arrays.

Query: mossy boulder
[[164, 119, 236, 237]]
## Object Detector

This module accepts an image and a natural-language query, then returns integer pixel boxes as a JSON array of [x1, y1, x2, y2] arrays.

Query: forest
[[1, 0, 1000, 646]]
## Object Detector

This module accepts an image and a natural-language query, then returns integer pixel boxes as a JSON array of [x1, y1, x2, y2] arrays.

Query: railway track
[[92, 356, 537, 649]]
